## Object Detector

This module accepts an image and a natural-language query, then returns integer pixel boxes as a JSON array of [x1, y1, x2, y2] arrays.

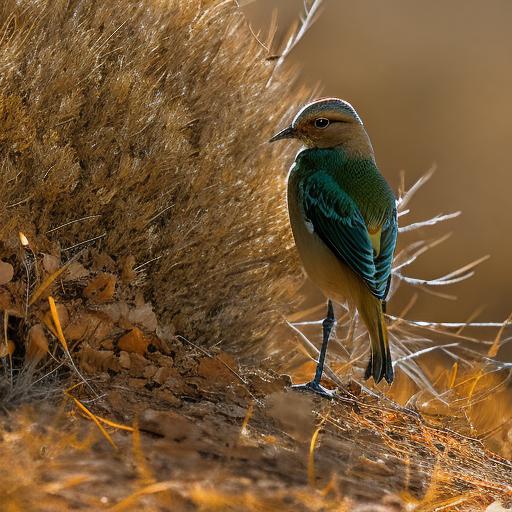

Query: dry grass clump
[[0, 0, 303, 373]]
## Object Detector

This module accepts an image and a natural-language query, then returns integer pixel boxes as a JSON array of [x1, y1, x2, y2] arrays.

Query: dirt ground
[[3, 328, 512, 512]]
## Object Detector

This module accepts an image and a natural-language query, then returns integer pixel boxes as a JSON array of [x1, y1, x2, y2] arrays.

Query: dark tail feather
[[362, 300, 394, 384]]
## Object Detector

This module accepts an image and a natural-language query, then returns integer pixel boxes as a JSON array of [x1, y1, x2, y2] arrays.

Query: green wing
[[301, 172, 397, 300], [375, 209, 398, 299]]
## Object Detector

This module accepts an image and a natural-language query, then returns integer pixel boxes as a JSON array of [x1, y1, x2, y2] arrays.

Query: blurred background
[[243, 0, 512, 327]]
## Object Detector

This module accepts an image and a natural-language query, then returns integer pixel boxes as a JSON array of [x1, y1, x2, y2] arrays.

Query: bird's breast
[[287, 168, 362, 304]]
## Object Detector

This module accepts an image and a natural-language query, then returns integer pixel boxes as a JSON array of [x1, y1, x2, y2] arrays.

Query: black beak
[[269, 125, 295, 143]]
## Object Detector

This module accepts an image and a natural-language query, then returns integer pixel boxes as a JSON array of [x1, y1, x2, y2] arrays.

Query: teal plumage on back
[[294, 148, 397, 300]]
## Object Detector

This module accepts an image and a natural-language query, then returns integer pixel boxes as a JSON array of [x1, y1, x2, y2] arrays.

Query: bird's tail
[[359, 294, 393, 384]]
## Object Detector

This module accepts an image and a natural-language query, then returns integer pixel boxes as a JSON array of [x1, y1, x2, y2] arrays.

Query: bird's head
[[270, 98, 373, 156]]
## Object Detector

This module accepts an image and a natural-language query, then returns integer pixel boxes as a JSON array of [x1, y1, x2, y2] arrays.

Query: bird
[[269, 98, 397, 398]]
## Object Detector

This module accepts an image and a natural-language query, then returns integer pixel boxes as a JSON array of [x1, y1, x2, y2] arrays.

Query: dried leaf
[[119, 351, 131, 369], [127, 353, 149, 377], [42, 253, 60, 274], [65, 312, 113, 341], [84, 273, 116, 302], [118, 327, 148, 354], [128, 303, 158, 332], [121, 255, 136, 282], [0, 288, 12, 310], [0, 339, 15, 357], [79, 345, 119, 373], [26, 324, 49, 363], [43, 302, 69, 330], [92, 252, 116, 271], [486, 502, 512, 512], [29, 261, 74, 305], [64, 262, 90, 281], [100, 302, 130, 323], [0, 260, 14, 285]]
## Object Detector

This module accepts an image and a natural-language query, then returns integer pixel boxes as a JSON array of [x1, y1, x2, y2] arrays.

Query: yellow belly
[[287, 183, 365, 307]]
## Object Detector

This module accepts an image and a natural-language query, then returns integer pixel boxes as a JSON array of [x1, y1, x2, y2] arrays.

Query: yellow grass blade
[[448, 362, 458, 389], [65, 382, 133, 433], [467, 370, 484, 402], [132, 420, 154, 485], [41, 475, 92, 493], [50, 298, 97, 395], [240, 402, 254, 436], [308, 417, 326, 487], [66, 392, 117, 449], [2, 310, 13, 363], [48, 296, 68, 351], [109, 481, 175, 511], [29, 264, 69, 306], [95, 416, 134, 432], [487, 311, 512, 358], [41, 315, 58, 338]]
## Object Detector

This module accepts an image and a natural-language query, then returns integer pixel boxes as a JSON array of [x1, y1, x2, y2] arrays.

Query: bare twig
[[267, 0, 323, 83]]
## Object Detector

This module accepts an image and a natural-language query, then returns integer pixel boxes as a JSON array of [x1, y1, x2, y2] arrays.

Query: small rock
[[153, 366, 176, 385], [154, 389, 181, 407], [119, 351, 131, 369], [266, 391, 315, 442], [128, 378, 146, 389], [100, 339, 114, 350], [140, 409, 200, 441], [128, 353, 148, 377], [197, 353, 237, 383], [143, 365, 158, 379], [217, 403, 247, 419]]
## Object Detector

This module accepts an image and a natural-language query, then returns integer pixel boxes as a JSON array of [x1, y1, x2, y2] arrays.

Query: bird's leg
[[313, 299, 335, 383], [292, 299, 336, 399]]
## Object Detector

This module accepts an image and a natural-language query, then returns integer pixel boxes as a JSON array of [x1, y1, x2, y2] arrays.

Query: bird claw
[[291, 381, 336, 399]]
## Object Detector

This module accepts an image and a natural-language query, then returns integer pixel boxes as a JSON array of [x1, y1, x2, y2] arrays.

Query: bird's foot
[[291, 380, 336, 399]]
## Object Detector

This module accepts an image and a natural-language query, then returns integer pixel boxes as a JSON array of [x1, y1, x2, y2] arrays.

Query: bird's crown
[[292, 98, 363, 127]]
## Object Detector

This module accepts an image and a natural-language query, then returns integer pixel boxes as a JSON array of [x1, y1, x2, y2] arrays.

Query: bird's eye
[[314, 118, 330, 129]]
